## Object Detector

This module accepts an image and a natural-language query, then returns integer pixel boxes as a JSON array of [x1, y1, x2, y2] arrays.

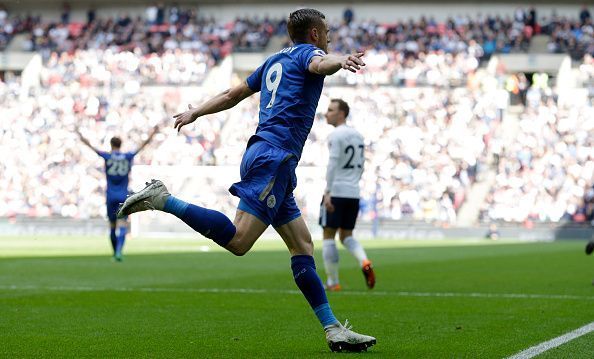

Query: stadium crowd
[[1, 67, 497, 222], [481, 82, 594, 224], [0, 5, 592, 59], [0, 75, 230, 217], [0, 5, 590, 89], [1, 5, 594, 224], [545, 6, 594, 60], [326, 14, 527, 57], [23, 8, 280, 57], [0, 6, 591, 64], [42, 49, 213, 86]]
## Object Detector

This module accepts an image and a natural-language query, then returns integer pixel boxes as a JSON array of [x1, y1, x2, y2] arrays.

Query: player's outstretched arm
[[308, 53, 365, 76], [135, 125, 159, 154], [173, 81, 255, 132], [75, 127, 101, 154]]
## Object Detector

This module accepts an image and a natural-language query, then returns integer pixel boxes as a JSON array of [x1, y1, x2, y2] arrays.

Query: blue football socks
[[291, 255, 339, 328], [163, 196, 236, 247], [109, 228, 117, 254], [115, 226, 127, 257]]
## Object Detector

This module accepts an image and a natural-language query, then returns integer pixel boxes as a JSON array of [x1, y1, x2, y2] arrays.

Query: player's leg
[[118, 180, 267, 255], [339, 228, 374, 289], [322, 227, 340, 290], [118, 141, 283, 254], [114, 218, 128, 261], [117, 180, 238, 248], [275, 215, 338, 328], [106, 198, 119, 257], [160, 193, 270, 255], [225, 208, 268, 256], [108, 197, 127, 261], [319, 196, 341, 290], [108, 221, 117, 255], [274, 213, 376, 352], [337, 198, 375, 289], [338, 228, 368, 265]]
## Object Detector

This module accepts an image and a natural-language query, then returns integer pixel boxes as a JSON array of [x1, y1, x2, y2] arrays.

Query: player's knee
[[299, 233, 314, 255], [338, 229, 352, 242], [228, 244, 249, 256], [225, 232, 251, 256], [323, 228, 337, 239], [225, 239, 246, 256], [304, 231, 313, 245]]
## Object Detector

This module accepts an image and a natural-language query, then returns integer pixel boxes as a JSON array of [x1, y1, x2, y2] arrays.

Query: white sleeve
[[325, 134, 340, 194]]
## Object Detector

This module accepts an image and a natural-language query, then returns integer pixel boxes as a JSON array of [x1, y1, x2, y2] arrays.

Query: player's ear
[[310, 26, 319, 42]]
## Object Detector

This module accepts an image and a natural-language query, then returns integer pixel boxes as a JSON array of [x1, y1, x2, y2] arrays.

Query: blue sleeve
[[126, 152, 136, 161], [298, 45, 326, 72], [246, 64, 264, 92], [97, 151, 110, 160]]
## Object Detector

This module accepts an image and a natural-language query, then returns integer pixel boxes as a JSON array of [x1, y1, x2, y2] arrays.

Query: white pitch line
[[506, 322, 594, 359], [0, 284, 593, 301]]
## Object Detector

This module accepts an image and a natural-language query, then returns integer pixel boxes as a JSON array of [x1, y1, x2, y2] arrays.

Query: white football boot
[[325, 320, 376, 352], [117, 179, 170, 218]]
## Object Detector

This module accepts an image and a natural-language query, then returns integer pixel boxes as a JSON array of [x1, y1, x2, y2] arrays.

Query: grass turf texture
[[1, 236, 594, 357]]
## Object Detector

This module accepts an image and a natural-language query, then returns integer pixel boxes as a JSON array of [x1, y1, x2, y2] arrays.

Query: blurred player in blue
[[118, 9, 375, 351], [76, 125, 158, 261]]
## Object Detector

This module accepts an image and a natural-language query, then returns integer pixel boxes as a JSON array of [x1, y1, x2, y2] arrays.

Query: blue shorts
[[229, 139, 301, 227], [106, 195, 127, 223]]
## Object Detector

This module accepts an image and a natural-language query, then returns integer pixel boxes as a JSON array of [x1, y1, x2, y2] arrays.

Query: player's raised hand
[[341, 52, 365, 73], [173, 104, 199, 132]]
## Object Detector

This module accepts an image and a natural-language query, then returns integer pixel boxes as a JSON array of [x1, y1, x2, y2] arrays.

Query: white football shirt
[[325, 124, 365, 199]]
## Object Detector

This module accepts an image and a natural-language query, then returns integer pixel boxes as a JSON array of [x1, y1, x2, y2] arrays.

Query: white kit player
[[319, 99, 375, 291]]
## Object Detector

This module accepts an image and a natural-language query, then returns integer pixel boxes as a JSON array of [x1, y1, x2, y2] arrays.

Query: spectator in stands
[[87, 7, 96, 24], [580, 5, 591, 25], [61, 2, 71, 24], [343, 7, 354, 25]]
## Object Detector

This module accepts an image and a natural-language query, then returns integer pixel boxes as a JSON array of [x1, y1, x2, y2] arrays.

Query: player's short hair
[[110, 137, 122, 148], [287, 8, 326, 43], [331, 99, 350, 118]]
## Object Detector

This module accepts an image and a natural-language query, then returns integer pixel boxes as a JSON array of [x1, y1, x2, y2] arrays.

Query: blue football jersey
[[98, 151, 135, 198], [246, 43, 326, 159]]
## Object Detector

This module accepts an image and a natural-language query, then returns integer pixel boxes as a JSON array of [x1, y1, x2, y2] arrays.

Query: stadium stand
[[1, 4, 593, 228]]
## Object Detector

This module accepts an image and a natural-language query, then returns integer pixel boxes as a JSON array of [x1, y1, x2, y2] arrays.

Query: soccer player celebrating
[[319, 99, 375, 291], [118, 9, 376, 352], [75, 125, 159, 261]]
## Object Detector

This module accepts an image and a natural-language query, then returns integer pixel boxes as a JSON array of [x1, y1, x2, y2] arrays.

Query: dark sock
[[109, 228, 117, 254], [291, 255, 339, 328], [163, 196, 236, 247]]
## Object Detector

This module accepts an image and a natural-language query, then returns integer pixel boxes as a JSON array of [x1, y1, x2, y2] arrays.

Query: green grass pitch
[[1, 236, 594, 357]]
